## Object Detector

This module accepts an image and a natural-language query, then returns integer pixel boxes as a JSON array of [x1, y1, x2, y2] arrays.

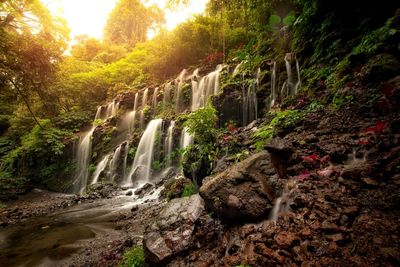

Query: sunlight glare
[[41, 0, 208, 41]]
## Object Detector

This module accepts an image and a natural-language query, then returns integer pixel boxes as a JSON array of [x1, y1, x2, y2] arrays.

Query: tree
[[104, 0, 165, 48], [0, 0, 69, 128]]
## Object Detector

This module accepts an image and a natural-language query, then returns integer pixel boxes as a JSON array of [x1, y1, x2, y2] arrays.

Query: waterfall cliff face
[[74, 58, 300, 193], [74, 127, 95, 194], [125, 119, 163, 186]]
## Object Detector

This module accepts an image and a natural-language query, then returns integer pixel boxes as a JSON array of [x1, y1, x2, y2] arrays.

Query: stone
[[144, 194, 205, 264], [126, 190, 133, 196], [274, 231, 298, 249], [264, 138, 293, 179], [134, 183, 153, 196], [200, 152, 277, 222], [360, 54, 400, 84]]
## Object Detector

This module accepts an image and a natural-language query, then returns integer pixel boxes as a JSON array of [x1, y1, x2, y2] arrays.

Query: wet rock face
[[213, 84, 242, 127], [200, 152, 279, 222], [143, 194, 205, 264]]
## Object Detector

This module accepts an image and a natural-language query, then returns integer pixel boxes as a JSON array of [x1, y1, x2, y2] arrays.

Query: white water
[[91, 154, 111, 185], [180, 127, 193, 149], [125, 111, 137, 133], [133, 93, 139, 111], [175, 69, 187, 113], [242, 68, 259, 125], [140, 89, 149, 129], [270, 180, 296, 221], [164, 121, 175, 166], [122, 142, 130, 179], [270, 61, 277, 107], [108, 145, 122, 181], [125, 119, 163, 186], [163, 82, 172, 106], [191, 64, 223, 111], [105, 100, 119, 119], [282, 53, 301, 97], [232, 61, 244, 77], [152, 87, 159, 109], [74, 127, 95, 193], [94, 106, 103, 120]]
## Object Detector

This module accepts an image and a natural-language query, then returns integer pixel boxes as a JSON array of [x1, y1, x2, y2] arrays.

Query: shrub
[[119, 246, 146, 267]]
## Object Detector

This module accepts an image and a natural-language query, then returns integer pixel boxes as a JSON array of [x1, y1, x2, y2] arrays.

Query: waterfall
[[270, 61, 277, 107], [164, 121, 175, 166], [232, 61, 244, 78], [295, 58, 302, 94], [73, 127, 95, 193], [152, 87, 159, 109], [142, 88, 149, 108], [191, 64, 223, 111], [133, 93, 139, 111], [163, 82, 172, 106], [175, 69, 187, 113], [105, 100, 119, 118], [282, 53, 301, 97], [180, 127, 193, 149], [95, 106, 103, 120], [270, 180, 296, 221], [122, 142, 130, 179], [140, 88, 149, 129], [91, 154, 111, 185], [126, 111, 137, 133], [125, 119, 163, 186], [109, 144, 122, 181], [242, 68, 259, 125]]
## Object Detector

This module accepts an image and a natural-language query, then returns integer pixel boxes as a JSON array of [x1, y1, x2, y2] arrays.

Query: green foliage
[[352, 18, 399, 56], [253, 110, 304, 150], [151, 160, 164, 172], [183, 105, 217, 144], [234, 150, 250, 163], [181, 181, 196, 197], [331, 92, 354, 109], [129, 146, 137, 160], [53, 109, 92, 132], [119, 246, 146, 267]]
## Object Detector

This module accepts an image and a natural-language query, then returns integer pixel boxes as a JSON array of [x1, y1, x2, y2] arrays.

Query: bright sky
[[41, 0, 208, 41]]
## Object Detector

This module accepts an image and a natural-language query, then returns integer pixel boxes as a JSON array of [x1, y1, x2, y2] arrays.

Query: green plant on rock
[[253, 110, 304, 150], [183, 105, 218, 144], [331, 92, 354, 109], [119, 246, 146, 267], [93, 119, 104, 127], [181, 181, 196, 197]]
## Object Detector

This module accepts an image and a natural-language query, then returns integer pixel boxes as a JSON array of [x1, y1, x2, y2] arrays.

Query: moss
[[119, 246, 146, 267]]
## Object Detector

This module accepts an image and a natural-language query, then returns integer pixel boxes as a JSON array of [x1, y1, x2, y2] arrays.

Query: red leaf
[[302, 154, 319, 163], [357, 139, 369, 145], [317, 167, 334, 178], [364, 121, 386, 134], [297, 171, 311, 181]]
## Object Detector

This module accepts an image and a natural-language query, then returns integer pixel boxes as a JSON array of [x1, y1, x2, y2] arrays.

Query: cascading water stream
[[140, 88, 149, 129], [122, 142, 130, 179], [152, 87, 159, 109], [180, 127, 193, 149], [281, 53, 301, 98], [270, 60, 277, 107], [74, 127, 95, 193], [241, 68, 259, 125], [125, 119, 163, 186], [191, 64, 223, 111], [163, 82, 172, 106], [106, 100, 119, 118], [91, 154, 111, 185], [164, 121, 175, 166], [175, 69, 187, 113], [133, 93, 139, 111], [109, 144, 122, 181]]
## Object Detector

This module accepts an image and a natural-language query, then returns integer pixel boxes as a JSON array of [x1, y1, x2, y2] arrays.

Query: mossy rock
[[360, 53, 400, 84]]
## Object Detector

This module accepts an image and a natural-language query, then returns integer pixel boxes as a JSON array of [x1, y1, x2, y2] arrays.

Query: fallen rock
[[144, 194, 204, 264], [200, 152, 277, 222], [274, 231, 299, 249]]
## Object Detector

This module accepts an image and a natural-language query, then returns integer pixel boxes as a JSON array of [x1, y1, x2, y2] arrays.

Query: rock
[[274, 231, 298, 249], [131, 205, 138, 212], [360, 54, 400, 84], [200, 152, 277, 222], [144, 194, 205, 264], [134, 183, 153, 196], [341, 161, 370, 181], [126, 190, 133, 196], [264, 138, 293, 179]]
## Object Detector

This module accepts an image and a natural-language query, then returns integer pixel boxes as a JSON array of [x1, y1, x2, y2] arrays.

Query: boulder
[[144, 194, 205, 264], [200, 152, 278, 222], [360, 54, 400, 84]]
